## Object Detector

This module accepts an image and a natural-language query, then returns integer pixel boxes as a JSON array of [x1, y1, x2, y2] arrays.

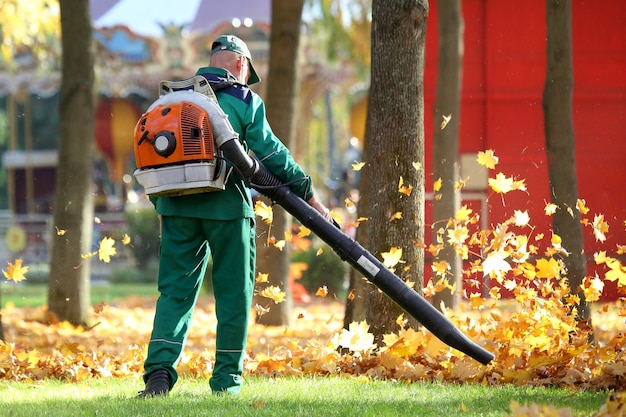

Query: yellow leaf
[[254, 304, 270, 316], [576, 198, 590, 214], [254, 200, 273, 224], [476, 149, 499, 169], [440, 114, 452, 130], [605, 259, 626, 287], [2, 259, 28, 282], [256, 272, 269, 283], [259, 285, 286, 304], [447, 225, 469, 247], [122, 234, 131, 245], [592, 214, 609, 242], [488, 172, 526, 194], [455, 176, 469, 190], [297, 225, 311, 238], [273, 240, 286, 251], [395, 314, 407, 327], [398, 176, 413, 196], [513, 210, 530, 227], [337, 321, 375, 352], [352, 161, 366, 171], [469, 293, 484, 309], [412, 161, 422, 171], [55, 226, 66, 236], [433, 178, 442, 192], [580, 276, 604, 302], [381, 247, 403, 269], [535, 257, 561, 279], [482, 251, 511, 281], [389, 212, 402, 221], [98, 237, 117, 263], [489, 286, 501, 299], [455, 205, 473, 222], [431, 260, 450, 278], [594, 251, 608, 265], [544, 203, 558, 215], [316, 248, 324, 256]]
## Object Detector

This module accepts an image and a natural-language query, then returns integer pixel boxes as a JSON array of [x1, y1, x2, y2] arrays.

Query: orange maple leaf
[[431, 260, 450, 278], [3, 259, 28, 282], [535, 257, 561, 280], [398, 176, 413, 196], [315, 286, 329, 297]]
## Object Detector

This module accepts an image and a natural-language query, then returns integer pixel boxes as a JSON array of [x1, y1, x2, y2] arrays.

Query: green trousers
[[143, 215, 256, 394]]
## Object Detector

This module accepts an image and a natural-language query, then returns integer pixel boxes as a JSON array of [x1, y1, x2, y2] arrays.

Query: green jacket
[[150, 67, 313, 220]]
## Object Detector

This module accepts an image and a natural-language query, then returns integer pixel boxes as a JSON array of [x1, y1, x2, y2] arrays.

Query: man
[[139, 35, 332, 397]]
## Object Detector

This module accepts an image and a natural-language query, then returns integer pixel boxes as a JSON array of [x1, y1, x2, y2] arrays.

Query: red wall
[[422, 0, 626, 299]]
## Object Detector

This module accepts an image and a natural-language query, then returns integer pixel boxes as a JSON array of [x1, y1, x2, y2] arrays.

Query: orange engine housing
[[133, 98, 226, 197], [134, 101, 215, 169]]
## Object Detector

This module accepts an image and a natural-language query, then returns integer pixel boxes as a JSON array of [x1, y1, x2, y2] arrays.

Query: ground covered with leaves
[[1, 286, 626, 392]]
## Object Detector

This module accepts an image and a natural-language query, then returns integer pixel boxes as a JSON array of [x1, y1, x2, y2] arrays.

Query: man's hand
[[307, 196, 333, 223]]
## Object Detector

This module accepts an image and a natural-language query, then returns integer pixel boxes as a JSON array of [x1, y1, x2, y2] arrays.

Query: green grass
[[0, 376, 607, 417], [0, 283, 158, 308]]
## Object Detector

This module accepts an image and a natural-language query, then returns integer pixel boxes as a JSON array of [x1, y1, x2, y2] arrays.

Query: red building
[[421, 1, 626, 299]]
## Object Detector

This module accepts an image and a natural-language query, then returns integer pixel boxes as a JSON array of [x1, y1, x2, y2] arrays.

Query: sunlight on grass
[[0, 376, 607, 417]]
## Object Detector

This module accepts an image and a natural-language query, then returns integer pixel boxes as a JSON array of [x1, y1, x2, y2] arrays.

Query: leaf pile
[[1, 284, 626, 391]]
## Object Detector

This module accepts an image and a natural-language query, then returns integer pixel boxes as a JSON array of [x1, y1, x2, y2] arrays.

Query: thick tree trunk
[[431, 0, 464, 312], [255, 0, 305, 326], [365, 0, 428, 341], [543, 0, 591, 326], [47, 0, 95, 326]]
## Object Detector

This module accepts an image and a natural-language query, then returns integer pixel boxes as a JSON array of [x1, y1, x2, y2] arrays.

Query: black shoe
[[138, 369, 170, 398]]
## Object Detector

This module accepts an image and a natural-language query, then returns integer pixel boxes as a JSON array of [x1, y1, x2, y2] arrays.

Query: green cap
[[211, 35, 260, 85]]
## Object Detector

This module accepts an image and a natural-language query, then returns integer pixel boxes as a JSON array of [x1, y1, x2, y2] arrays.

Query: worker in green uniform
[[138, 35, 332, 397]]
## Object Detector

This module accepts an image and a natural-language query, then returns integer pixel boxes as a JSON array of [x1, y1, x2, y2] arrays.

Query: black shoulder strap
[[207, 79, 236, 92]]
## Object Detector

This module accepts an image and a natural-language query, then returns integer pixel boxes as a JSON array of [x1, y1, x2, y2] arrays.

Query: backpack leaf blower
[[134, 83, 495, 366]]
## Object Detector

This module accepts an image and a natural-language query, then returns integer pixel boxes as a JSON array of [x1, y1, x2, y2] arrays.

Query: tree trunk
[[254, 0, 305, 326], [543, 0, 591, 326], [430, 0, 464, 312], [364, 0, 428, 341], [47, 0, 95, 326]]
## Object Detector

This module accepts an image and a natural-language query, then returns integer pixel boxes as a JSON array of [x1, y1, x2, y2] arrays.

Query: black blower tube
[[220, 140, 494, 365]]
